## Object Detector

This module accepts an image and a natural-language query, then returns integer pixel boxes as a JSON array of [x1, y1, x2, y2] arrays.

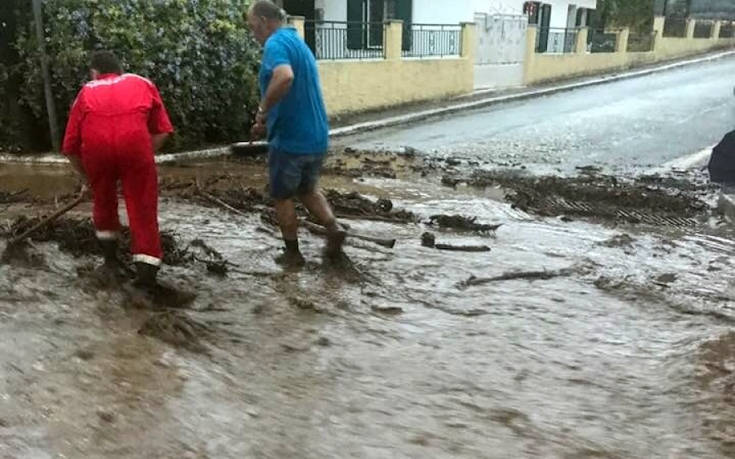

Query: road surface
[[338, 55, 735, 174]]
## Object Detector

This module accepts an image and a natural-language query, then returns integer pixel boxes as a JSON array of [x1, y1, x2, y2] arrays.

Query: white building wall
[[316, 0, 347, 21], [315, 1, 596, 27]]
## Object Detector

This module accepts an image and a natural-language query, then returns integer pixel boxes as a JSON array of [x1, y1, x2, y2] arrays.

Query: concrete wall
[[524, 18, 735, 85], [289, 19, 475, 116], [319, 57, 474, 114]]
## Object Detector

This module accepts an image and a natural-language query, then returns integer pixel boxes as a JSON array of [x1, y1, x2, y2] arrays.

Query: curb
[[2, 48, 734, 165]]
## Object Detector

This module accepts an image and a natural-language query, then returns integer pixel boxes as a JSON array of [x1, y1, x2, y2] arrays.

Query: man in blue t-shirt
[[247, 1, 345, 267]]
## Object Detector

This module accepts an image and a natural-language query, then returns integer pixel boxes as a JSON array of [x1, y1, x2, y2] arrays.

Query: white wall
[[316, 0, 347, 21], [316, 1, 595, 26]]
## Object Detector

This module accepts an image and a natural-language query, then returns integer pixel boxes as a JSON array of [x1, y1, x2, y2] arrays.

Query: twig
[[459, 268, 574, 289]]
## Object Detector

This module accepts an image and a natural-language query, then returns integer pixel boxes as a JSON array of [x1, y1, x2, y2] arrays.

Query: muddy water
[[3, 158, 735, 458]]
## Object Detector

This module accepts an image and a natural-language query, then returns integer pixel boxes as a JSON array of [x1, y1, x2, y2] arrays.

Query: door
[[536, 4, 551, 52], [394, 0, 412, 51], [283, 0, 316, 52]]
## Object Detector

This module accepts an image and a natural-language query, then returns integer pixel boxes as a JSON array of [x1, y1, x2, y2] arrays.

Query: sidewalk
[[2, 48, 734, 165]]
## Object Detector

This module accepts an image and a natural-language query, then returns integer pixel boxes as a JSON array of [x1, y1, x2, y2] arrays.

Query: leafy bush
[[10, 0, 260, 152]]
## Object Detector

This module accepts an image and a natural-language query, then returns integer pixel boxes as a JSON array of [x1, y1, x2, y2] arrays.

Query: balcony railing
[[306, 20, 384, 60], [401, 23, 462, 58], [536, 27, 577, 54]]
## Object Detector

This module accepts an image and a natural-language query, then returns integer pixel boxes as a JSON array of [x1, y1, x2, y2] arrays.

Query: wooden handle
[[8, 193, 85, 246]]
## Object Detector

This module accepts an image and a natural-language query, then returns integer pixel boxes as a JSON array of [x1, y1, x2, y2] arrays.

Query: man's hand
[[250, 120, 266, 141], [79, 182, 91, 200]]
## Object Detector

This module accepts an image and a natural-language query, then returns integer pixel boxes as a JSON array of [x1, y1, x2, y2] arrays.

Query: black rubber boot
[[99, 239, 119, 266], [133, 262, 159, 289]]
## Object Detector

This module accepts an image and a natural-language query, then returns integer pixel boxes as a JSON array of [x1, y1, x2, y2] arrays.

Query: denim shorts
[[268, 149, 325, 199]]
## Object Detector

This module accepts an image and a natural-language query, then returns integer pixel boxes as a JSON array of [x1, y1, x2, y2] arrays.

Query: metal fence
[[536, 27, 577, 54], [663, 17, 688, 37], [401, 24, 462, 58], [626, 32, 656, 52], [693, 21, 714, 38], [306, 20, 384, 60], [721, 22, 735, 38], [588, 29, 617, 53]]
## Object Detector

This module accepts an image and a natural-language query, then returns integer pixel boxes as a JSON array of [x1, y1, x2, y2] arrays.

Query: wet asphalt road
[[339, 55, 735, 174]]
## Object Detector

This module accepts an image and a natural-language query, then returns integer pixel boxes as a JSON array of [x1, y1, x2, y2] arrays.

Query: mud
[[445, 170, 715, 227], [0, 189, 28, 204], [3, 154, 735, 457], [2, 216, 199, 268]]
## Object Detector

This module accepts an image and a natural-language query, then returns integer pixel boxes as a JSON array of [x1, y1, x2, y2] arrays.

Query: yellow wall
[[524, 24, 735, 85], [319, 57, 474, 116]]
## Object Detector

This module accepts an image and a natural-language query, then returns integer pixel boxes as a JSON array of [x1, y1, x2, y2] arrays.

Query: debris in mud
[[441, 176, 463, 188], [321, 148, 425, 179], [421, 232, 436, 248], [138, 311, 212, 353], [0, 189, 28, 204], [598, 233, 636, 248], [97, 410, 116, 423], [459, 268, 575, 289], [0, 239, 45, 266], [3, 215, 231, 273], [289, 296, 322, 313], [653, 273, 678, 286], [371, 304, 404, 315], [461, 171, 713, 227], [428, 214, 502, 233], [324, 189, 417, 223], [74, 349, 95, 361], [421, 231, 491, 252]]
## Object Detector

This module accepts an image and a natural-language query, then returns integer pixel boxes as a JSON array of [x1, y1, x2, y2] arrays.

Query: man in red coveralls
[[61, 50, 173, 289]]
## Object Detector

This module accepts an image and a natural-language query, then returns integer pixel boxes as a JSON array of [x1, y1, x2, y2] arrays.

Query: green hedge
[[4, 0, 261, 153]]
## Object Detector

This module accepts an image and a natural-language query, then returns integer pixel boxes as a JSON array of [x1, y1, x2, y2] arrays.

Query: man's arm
[[260, 64, 294, 114], [147, 82, 174, 151], [152, 133, 169, 151], [61, 90, 87, 181]]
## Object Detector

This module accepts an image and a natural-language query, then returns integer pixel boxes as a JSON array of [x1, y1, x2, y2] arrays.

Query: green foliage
[[10, 0, 261, 152], [595, 0, 655, 32]]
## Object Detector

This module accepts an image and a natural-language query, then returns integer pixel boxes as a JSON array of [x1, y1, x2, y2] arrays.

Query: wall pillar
[[712, 21, 722, 40], [384, 20, 403, 60], [460, 22, 477, 61], [686, 19, 695, 39], [523, 25, 538, 84], [576, 27, 588, 54], [288, 15, 305, 40], [616, 27, 630, 53]]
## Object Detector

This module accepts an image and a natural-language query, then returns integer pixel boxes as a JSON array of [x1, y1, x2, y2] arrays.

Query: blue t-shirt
[[259, 27, 329, 155]]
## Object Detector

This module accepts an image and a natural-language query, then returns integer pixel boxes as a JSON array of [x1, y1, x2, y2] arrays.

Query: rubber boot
[[99, 239, 119, 266], [133, 262, 159, 290]]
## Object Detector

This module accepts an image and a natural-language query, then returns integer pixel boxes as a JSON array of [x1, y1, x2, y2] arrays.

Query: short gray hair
[[249, 1, 287, 21]]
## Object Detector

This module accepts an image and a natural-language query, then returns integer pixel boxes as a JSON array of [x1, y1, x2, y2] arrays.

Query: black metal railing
[[626, 32, 656, 52], [663, 17, 687, 37], [588, 29, 618, 53], [693, 21, 714, 38], [305, 20, 384, 60], [721, 22, 735, 38], [401, 24, 462, 58], [536, 27, 578, 54]]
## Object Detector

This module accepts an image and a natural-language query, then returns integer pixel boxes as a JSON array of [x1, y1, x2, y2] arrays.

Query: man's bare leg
[[300, 190, 345, 257], [274, 198, 305, 266]]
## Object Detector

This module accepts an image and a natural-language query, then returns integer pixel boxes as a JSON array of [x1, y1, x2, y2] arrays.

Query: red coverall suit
[[62, 73, 173, 267]]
